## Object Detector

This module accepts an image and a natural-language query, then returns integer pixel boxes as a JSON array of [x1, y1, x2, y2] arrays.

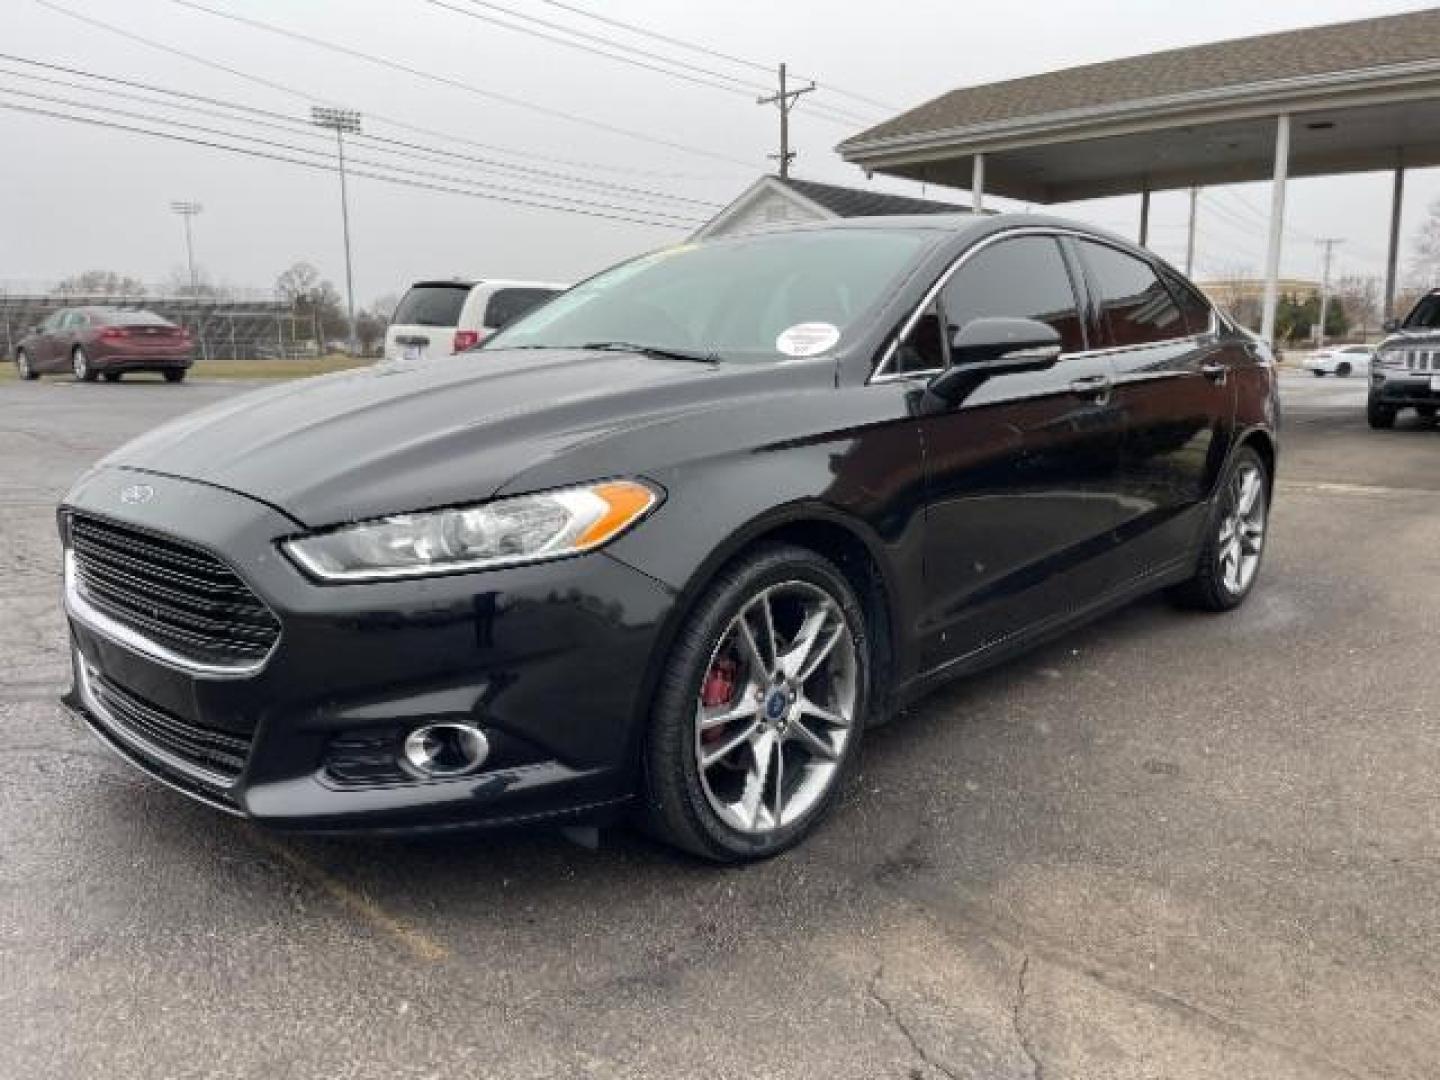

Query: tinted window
[[488, 229, 930, 361], [1158, 267, 1214, 335], [893, 301, 946, 374], [484, 287, 559, 330], [939, 236, 1085, 353], [1403, 293, 1440, 329], [1081, 242, 1186, 347], [392, 284, 471, 327]]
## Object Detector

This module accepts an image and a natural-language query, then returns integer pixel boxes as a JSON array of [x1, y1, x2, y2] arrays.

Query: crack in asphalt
[[1013, 955, 1044, 1080], [867, 961, 959, 1080]]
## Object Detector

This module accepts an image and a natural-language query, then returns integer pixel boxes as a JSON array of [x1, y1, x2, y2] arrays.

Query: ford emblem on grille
[[119, 484, 155, 505]]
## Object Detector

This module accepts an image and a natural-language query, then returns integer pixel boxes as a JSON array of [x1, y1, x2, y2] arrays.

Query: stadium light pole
[[311, 106, 361, 355], [169, 201, 202, 292]]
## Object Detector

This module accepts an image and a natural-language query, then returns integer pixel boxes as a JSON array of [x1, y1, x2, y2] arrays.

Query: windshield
[[485, 229, 932, 360], [1403, 292, 1440, 330]]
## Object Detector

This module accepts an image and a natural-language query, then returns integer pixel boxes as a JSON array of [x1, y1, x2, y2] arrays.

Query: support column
[[972, 153, 985, 214], [1384, 158, 1405, 324], [1138, 181, 1151, 247], [1185, 186, 1198, 276], [1260, 114, 1291, 345]]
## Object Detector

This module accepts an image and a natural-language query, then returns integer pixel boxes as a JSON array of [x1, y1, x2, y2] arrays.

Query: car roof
[[407, 278, 569, 290]]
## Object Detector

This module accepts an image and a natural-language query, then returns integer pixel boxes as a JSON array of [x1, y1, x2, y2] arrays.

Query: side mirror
[[928, 317, 1062, 403], [1382, 318, 1400, 334]]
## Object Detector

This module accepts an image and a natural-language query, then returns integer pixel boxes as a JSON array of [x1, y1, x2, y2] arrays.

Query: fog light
[[401, 722, 489, 778]]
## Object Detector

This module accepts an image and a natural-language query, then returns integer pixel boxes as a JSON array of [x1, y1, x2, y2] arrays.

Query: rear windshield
[[393, 284, 471, 327], [1403, 293, 1440, 330], [484, 287, 560, 330]]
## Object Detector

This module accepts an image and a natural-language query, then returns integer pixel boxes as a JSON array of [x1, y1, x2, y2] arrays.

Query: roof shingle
[[843, 8, 1440, 147]]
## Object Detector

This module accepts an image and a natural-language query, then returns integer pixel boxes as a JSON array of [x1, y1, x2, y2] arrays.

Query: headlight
[[282, 479, 659, 582]]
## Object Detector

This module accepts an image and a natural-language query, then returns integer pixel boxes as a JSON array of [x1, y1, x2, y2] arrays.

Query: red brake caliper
[[699, 657, 738, 744]]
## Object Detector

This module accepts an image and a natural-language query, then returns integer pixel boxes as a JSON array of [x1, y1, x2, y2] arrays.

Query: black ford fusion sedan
[[60, 214, 1278, 861]]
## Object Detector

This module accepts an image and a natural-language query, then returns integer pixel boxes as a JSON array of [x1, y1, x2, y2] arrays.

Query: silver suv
[[1369, 290, 1440, 429]]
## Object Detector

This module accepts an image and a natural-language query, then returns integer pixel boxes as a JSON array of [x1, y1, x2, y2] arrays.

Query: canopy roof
[[839, 9, 1440, 201]]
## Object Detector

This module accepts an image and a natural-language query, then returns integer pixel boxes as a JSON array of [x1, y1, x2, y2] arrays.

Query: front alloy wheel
[[643, 545, 869, 861], [15, 350, 37, 380]]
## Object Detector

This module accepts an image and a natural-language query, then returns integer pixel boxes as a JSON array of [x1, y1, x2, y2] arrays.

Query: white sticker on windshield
[[775, 322, 841, 357]]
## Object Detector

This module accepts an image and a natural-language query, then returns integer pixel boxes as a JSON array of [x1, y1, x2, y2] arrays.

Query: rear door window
[[1079, 242, 1186, 346], [1157, 267, 1215, 335], [484, 287, 559, 330], [392, 284, 472, 327]]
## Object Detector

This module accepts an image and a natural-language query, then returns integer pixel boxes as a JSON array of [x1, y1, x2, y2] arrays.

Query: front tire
[[72, 347, 97, 382], [163, 369, 187, 383], [102, 372, 121, 383], [1367, 396, 1396, 429], [1336, 362, 1352, 377], [641, 544, 871, 862], [1169, 447, 1269, 612], [15, 350, 37, 380], [1311, 369, 1326, 378]]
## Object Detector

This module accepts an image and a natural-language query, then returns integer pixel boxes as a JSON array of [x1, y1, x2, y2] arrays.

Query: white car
[[1303, 343, 1374, 377], [383, 278, 567, 363]]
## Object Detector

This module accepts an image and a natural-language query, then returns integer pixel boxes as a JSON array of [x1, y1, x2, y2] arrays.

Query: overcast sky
[[2, 0, 1436, 306]]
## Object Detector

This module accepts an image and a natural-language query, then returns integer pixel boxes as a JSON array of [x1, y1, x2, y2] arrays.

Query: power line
[[530, 0, 900, 115], [26, 0, 724, 180], [163, 0, 759, 168], [0, 54, 721, 210], [0, 95, 703, 229], [422, 0, 876, 128]]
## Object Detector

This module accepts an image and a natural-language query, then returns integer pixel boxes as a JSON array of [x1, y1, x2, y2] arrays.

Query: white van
[[384, 278, 567, 362]]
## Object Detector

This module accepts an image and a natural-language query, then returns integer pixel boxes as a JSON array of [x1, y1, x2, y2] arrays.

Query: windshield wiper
[[581, 341, 719, 364]]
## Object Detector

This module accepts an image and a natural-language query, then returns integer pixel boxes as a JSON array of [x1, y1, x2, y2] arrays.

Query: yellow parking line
[[248, 830, 448, 963]]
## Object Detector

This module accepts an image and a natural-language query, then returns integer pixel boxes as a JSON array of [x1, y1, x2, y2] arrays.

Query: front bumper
[[1371, 374, 1440, 408], [60, 467, 676, 832]]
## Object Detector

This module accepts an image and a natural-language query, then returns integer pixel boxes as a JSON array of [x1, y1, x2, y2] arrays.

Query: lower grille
[[85, 664, 252, 783], [67, 513, 280, 670]]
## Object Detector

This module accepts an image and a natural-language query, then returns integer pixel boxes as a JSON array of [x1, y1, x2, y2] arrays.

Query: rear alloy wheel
[[72, 347, 97, 382], [1169, 447, 1268, 612], [643, 545, 869, 862], [1367, 396, 1397, 429], [15, 350, 37, 381]]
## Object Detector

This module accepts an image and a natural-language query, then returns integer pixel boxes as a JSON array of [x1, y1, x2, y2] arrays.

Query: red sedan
[[14, 307, 193, 383]]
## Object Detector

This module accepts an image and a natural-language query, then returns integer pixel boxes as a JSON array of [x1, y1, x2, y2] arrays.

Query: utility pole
[[169, 201, 202, 291], [756, 63, 814, 178], [1315, 237, 1344, 347], [311, 106, 361, 356], [1185, 186, 1198, 277]]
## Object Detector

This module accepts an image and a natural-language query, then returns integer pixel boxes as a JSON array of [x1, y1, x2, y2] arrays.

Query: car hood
[[1379, 328, 1440, 349], [100, 349, 824, 526]]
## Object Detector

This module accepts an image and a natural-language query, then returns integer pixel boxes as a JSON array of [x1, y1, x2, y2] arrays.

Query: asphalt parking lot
[[1, 370, 1436, 1079]]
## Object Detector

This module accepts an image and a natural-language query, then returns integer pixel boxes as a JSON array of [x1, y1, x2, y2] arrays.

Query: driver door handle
[[1201, 363, 1228, 384], [1069, 374, 1112, 401]]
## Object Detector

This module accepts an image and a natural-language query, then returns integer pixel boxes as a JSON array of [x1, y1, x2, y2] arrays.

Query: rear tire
[[1418, 406, 1438, 424], [1168, 446, 1269, 613], [1335, 362, 1352, 377], [1311, 369, 1326, 377], [1367, 396, 1396, 429], [15, 350, 37, 381], [641, 544, 871, 862], [163, 369, 186, 384], [72, 347, 97, 382], [102, 372, 121, 383]]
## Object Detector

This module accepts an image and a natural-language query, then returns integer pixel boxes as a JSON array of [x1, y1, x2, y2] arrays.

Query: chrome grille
[[85, 662, 252, 783], [67, 514, 279, 669]]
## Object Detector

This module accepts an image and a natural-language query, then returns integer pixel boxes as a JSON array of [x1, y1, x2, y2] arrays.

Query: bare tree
[[1409, 196, 1440, 287], [53, 270, 146, 297], [368, 292, 401, 324], [1334, 274, 1380, 339]]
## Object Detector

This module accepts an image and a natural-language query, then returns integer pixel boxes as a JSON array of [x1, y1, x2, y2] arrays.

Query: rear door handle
[[1201, 363, 1228, 384], [1069, 374, 1112, 401]]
